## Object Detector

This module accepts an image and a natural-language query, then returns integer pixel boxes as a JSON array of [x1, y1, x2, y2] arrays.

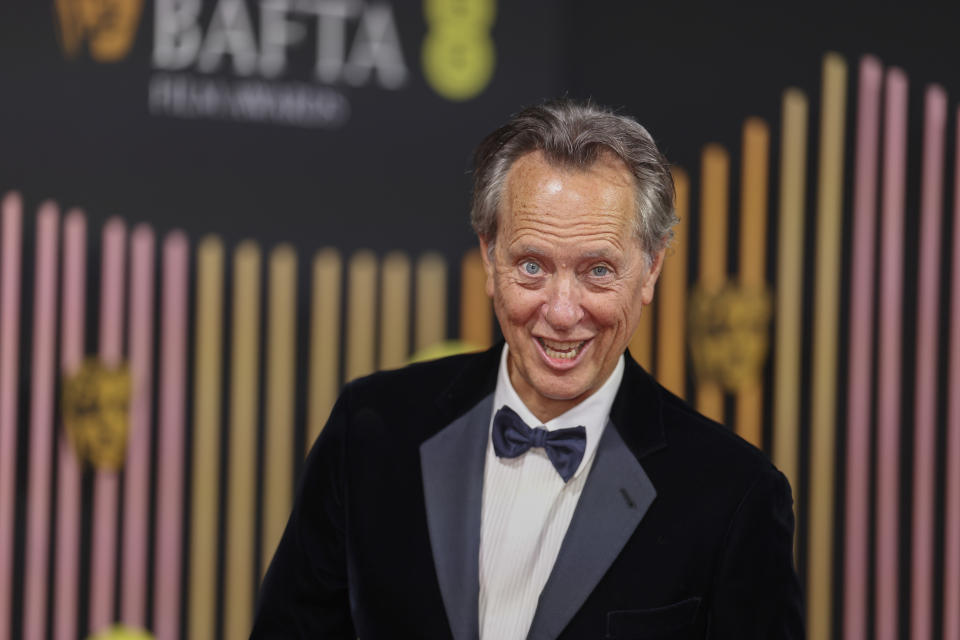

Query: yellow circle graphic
[[87, 624, 153, 640], [422, 0, 497, 101], [423, 31, 495, 102], [424, 0, 496, 28], [409, 340, 486, 364]]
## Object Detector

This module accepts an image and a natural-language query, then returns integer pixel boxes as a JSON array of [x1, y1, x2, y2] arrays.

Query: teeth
[[539, 338, 586, 360]]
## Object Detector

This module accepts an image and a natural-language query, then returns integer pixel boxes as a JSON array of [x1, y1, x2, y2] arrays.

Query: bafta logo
[[54, 0, 144, 62], [688, 283, 772, 391], [62, 358, 131, 470]]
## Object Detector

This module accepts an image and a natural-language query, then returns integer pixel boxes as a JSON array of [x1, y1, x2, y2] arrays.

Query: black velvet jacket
[[252, 345, 803, 639]]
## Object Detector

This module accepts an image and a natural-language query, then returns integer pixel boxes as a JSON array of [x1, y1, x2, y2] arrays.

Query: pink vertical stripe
[[53, 210, 86, 640], [910, 84, 947, 640], [943, 106, 960, 640], [0, 192, 23, 640], [875, 67, 908, 640], [120, 225, 155, 628], [23, 202, 61, 639], [153, 232, 189, 640], [842, 55, 883, 640], [89, 218, 127, 634]]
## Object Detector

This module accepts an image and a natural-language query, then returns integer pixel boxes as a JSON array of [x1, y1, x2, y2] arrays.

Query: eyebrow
[[512, 245, 548, 257], [579, 249, 618, 261], [510, 245, 619, 262]]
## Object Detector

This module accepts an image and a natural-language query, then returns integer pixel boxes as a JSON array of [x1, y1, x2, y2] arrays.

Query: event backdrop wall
[[2, 2, 960, 640]]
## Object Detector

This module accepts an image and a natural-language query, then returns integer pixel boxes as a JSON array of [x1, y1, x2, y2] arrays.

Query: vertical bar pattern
[[379, 251, 410, 369], [23, 202, 60, 639], [188, 236, 224, 640], [89, 217, 127, 634], [735, 118, 769, 448], [807, 52, 847, 640], [0, 192, 22, 640], [909, 84, 947, 640], [842, 55, 883, 640], [696, 144, 728, 422], [345, 250, 376, 381], [416, 252, 447, 352], [307, 249, 341, 449], [460, 247, 492, 349], [945, 105, 960, 640], [224, 241, 261, 640], [12, 67, 960, 638], [262, 245, 297, 576], [121, 225, 155, 628], [875, 67, 908, 640], [772, 88, 808, 534], [53, 210, 86, 640], [657, 168, 688, 398], [153, 232, 189, 640]]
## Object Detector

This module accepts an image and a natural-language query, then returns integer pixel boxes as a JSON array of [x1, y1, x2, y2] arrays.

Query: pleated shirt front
[[478, 344, 624, 640]]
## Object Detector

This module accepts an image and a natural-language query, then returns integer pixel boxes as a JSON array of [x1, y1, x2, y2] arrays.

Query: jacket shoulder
[[644, 381, 786, 503]]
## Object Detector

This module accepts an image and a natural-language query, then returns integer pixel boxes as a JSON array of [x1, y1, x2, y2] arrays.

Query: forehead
[[499, 151, 637, 247]]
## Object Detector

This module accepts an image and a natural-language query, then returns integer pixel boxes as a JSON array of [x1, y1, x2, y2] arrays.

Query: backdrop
[[1, 2, 959, 640]]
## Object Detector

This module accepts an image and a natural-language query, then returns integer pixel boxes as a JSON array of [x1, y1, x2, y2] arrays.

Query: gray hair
[[470, 99, 678, 258]]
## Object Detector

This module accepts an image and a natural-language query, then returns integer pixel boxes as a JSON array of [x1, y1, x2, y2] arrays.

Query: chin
[[531, 376, 592, 403]]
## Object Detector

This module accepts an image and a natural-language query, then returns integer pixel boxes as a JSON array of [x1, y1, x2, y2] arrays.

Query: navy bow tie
[[491, 405, 586, 483]]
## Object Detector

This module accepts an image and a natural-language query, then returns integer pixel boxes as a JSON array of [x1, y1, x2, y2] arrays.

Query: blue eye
[[523, 261, 541, 275], [592, 265, 610, 277]]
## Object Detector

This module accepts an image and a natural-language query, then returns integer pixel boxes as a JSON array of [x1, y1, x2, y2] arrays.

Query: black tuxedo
[[252, 344, 803, 639]]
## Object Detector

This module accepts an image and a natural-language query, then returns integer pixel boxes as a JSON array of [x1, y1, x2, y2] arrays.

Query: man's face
[[480, 151, 664, 422]]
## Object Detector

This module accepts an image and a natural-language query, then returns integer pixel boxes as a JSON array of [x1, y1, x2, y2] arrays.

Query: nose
[[542, 274, 584, 330]]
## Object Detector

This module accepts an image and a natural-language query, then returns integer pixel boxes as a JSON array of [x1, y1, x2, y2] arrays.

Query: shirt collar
[[491, 343, 625, 480]]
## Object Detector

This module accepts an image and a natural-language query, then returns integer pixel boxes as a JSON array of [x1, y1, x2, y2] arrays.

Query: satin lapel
[[420, 394, 492, 640], [526, 419, 657, 640]]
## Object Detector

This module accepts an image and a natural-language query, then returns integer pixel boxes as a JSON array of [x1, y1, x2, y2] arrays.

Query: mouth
[[536, 337, 590, 363]]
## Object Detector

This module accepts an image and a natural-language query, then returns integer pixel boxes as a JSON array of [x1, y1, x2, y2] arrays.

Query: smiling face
[[480, 150, 665, 422]]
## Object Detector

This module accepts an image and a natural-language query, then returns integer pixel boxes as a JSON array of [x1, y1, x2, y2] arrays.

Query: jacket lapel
[[418, 346, 666, 640], [525, 419, 656, 640], [527, 354, 666, 640], [420, 393, 493, 640]]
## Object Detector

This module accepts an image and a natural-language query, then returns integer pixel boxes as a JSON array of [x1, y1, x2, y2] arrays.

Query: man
[[252, 100, 803, 638]]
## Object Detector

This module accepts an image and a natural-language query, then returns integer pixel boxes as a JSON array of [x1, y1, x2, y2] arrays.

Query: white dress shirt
[[478, 344, 625, 640]]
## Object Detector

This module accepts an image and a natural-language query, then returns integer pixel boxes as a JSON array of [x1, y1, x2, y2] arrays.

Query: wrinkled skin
[[480, 150, 665, 422]]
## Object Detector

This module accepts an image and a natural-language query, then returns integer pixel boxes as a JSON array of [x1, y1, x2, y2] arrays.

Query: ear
[[478, 236, 496, 298], [639, 247, 666, 306]]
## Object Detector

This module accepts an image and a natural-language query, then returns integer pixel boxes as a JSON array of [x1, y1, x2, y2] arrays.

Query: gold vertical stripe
[[379, 252, 411, 370], [629, 301, 654, 371], [738, 119, 771, 287], [734, 118, 770, 448], [808, 52, 847, 640], [261, 245, 297, 579], [460, 248, 492, 348], [307, 249, 341, 450], [696, 144, 729, 422], [187, 236, 224, 640], [658, 167, 689, 398], [699, 146, 730, 290], [224, 242, 261, 640], [736, 385, 764, 446], [345, 251, 377, 381], [416, 252, 447, 352], [773, 89, 808, 551]]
